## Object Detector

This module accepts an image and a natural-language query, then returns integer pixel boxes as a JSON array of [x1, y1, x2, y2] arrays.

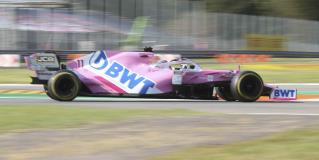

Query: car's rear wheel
[[47, 71, 81, 101], [43, 84, 57, 100], [216, 85, 236, 101], [231, 71, 264, 102]]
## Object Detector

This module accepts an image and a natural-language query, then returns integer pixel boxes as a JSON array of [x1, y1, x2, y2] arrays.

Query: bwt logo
[[89, 51, 155, 94], [274, 89, 296, 97]]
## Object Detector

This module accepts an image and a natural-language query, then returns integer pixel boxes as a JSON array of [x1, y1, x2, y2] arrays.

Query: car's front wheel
[[230, 71, 264, 102]]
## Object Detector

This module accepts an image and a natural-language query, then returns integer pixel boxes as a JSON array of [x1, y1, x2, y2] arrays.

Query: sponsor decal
[[270, 88, 297, 100], [89, 51, 155, 94], [36, 56, 56, 63], [172, 70, 182, 85]]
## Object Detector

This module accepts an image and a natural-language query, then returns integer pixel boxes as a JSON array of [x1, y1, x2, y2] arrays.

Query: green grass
[[0, 68, 31, 84], [0, 105, 199, 134], [152, 128, 319, 160]]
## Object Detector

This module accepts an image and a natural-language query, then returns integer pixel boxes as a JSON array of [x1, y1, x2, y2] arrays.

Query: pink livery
[[25, 50, 297, 101]]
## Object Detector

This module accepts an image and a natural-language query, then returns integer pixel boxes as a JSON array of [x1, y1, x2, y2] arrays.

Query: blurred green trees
[[206, 0, 319, 21]]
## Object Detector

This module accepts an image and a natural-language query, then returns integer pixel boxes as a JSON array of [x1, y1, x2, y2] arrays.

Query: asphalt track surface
[[1, 84, 319, 116], [2, 84, 319, 160]]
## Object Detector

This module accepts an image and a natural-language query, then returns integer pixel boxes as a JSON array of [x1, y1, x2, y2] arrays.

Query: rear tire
[[47, 70, 81, 101], [231, 71, 264, 102], [43, 84, 57, 100]]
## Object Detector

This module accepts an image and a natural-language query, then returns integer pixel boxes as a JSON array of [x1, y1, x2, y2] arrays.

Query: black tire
[[43, 84, 57, 100], [216, 85, 236, 101], [47, 70, 81, 101], [231, 71, 264, 102]]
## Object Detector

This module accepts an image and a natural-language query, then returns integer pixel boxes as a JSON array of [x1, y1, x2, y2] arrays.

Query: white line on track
[[298, 99, 319, 102], [227, 113, 319, 116], [2, 96, 319, 103]]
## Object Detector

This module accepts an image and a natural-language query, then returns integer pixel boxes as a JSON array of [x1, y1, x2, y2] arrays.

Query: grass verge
[[0, 105, 200, 134], [0, 68, 31, 84], [152, 128, 319, 160]]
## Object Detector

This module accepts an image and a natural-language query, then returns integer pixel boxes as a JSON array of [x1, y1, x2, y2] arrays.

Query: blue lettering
[[89, 51, 157, 93], [90, 50, 108, 70], [274, 90, 280, 97], [105, 62, 123, 78], [280, 90, 290, 97], [139, 80, 155, 94], [290, 90, 295, 97], [120, 69, 145, 89]]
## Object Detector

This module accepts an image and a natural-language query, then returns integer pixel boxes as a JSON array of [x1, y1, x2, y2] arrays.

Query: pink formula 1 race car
[[25, 50, 297, 102]]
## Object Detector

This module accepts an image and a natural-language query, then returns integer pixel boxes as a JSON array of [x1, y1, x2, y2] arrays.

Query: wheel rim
[[55, 75, 76, 98], [239, 75, 263, 98]]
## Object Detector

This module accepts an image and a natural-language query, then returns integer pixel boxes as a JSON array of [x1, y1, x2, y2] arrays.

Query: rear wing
[[25, 53, 61, 83]]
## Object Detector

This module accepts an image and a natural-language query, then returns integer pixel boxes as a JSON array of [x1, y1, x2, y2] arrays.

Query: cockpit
[[153, 58, 202, 72]]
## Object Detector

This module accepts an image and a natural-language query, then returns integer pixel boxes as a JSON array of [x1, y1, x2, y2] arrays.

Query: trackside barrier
[[216, 54, 272, 63], [246, 34, 287, 51], [0, 54, 20, 67], [0, 50, 319, 66]]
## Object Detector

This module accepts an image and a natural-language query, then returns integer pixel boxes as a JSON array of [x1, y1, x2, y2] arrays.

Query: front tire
[[47, 71, 81, 101], [231, 71, 264, 102]]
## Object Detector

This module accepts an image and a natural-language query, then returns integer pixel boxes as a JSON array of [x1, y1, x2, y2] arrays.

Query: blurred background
[[1, 0, 319, 84], [0, 0, 319, 51], [2, 2, 319, 159]]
